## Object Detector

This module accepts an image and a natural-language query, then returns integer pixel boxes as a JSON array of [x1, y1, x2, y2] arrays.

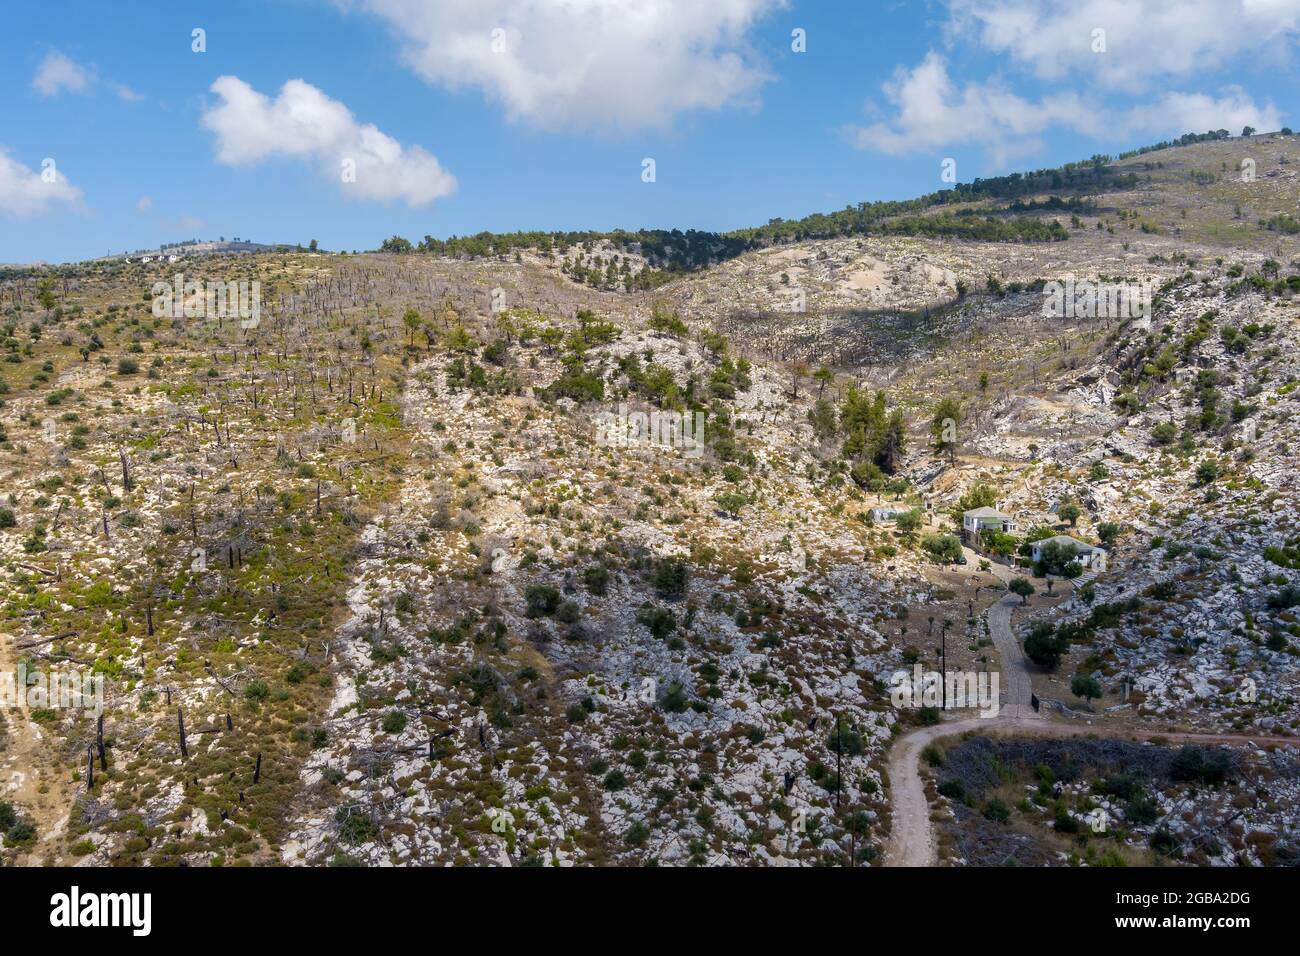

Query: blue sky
[[2, 0, 1298, 263]]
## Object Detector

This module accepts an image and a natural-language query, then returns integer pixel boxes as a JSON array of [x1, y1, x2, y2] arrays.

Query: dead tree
[[177, 706, 188, 757], [97, 714, 107, 771]]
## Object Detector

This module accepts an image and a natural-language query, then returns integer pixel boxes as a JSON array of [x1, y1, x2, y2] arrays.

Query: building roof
[[1033, 534, 1103, 553], [964, 506, 1010, 519]]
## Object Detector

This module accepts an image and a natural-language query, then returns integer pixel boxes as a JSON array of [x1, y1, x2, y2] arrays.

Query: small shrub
[[583, 564, 609, 596], [937, 779, 966, 801], [625, 821, 649, 846], [335, 808, 378, 845], [983, 797, 1011, 824], [524, 584, 561, 617], [651, 557, 691, 598]]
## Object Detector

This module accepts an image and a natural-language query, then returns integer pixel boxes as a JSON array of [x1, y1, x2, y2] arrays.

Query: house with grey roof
[[962, 506, 1017, 535], [1030, 534, 1108, 572]]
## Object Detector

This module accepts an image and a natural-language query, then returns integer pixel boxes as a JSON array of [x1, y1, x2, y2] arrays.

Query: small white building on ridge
[[871, 505, 910, 523]]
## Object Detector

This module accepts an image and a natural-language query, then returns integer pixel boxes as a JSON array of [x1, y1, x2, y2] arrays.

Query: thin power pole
[[835, 714, 842, 808], [941, 622, 949, 710]]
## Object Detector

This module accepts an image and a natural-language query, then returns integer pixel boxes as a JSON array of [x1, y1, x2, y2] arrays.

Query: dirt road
[[883, 552, 1297, 867], [0, 633, 77, 865]]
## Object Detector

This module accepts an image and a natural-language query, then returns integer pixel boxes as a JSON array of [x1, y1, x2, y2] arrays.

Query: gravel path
[[884, 718, 1299, 866], [966, 547, 1040, 720], [883, 550, 1297, 867]]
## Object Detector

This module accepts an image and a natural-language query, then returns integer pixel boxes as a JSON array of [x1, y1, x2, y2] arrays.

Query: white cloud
[[1125, 89, 1283, 138], [31, 50, 144, 102], [137, 195, 153, 212], [200, 76, 456, 206], [347, 0, 786, 133], [32, 51, 90, 97], [848, 53, 1282, 160], [845, 53, 1095, 162], [946, 0, 1300, 91], [0, 150, 82, 216]]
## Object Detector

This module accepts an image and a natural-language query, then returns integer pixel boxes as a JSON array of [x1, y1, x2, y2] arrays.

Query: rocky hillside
[[1, 135, 1297, 867]]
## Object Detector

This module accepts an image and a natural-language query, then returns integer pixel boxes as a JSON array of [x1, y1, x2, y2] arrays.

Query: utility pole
[[941, 620, 949, 710], [835, 714, 843, 808]]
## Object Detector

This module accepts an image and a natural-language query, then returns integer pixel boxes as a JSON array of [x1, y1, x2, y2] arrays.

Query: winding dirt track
[[0, 634, 75, 864], [882, 548, 1298, 867], [882, 715, 1298, 867]]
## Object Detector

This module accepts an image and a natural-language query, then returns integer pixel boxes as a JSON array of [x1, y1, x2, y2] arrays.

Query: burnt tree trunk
[[97, 713, 107, 771]]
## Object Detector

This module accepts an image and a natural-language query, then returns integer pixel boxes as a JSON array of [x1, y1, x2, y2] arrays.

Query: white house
[[962, 506, 1017, 535], [1030, 535, 1108, 572]]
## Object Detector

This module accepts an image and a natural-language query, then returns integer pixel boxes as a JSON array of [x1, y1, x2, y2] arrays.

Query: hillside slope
[[0, 136, 1298, 867]]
